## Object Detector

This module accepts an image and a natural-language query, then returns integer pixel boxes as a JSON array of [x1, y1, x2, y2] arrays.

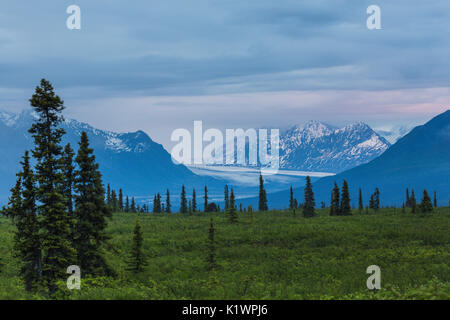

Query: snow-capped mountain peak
[[279, 120, 390, 173]]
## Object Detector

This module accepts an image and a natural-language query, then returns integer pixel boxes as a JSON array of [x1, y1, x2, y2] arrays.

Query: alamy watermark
[[66, 5, 81, 30], [366, 265, 381, 290], [367, 5, 382, 30], [170, 121, 280, 174], [66, 5, 380, 31], [67, 265, 81, 290]]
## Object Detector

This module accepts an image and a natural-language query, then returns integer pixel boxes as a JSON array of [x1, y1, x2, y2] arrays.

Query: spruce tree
[[207, 218, 216, 271], [131, 197, 136, 213], [374, 188, 380, 211], [340, 180, 351, 216], [303, 176, 315, 217], [119, 189, 124, 212], [6, 175, 22, 221], [330, 182, 340, 216], [107, 184, 111, 205], [152, 194, 158, 213], [224, 185, 229, 211], [61, 144, 75, 215], [258, 173, 268, 211], [410, 190, 417, 213], [28, 79, 75, 293], [14, 151, 42, 291], [369, 194, 375, 210], [166, 189, 171, 213], [157, 193, 161, 213], [227, 188, 238, 223], [111, 190, 117, 212], [358, 188, 363, 213], [406, 188, 410, 207], [126, 220, 147, 273], [125, 196, 130, 212], [73, 131, 112, 276], [204, 186, 208, 212], [180, 185, 188, 213], [420, 189, 433, 213], [289, 186, 294, 210], [192, 188, 197, 213]]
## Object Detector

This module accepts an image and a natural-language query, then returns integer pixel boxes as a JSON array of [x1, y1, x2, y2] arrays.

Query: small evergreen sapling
[[207, 218, 217, 271], [127, 220, 147, 273], [420, 190, 433, 213]]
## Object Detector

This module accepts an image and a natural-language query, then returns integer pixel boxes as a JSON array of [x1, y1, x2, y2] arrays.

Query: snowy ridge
[[0, 110, 155, 154], [279, 120, 390, 173], [64, 119, 154, 154]]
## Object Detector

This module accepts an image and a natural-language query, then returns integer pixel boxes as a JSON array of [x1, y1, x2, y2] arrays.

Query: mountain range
[[242, 110, 450, 208], [203, 120, 390, 174], [1, 109, 448, 209], [0, 110, 220, 205], [279, 121, 390, 173]]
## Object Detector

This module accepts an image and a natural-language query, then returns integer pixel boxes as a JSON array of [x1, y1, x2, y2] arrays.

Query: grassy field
[[0, 208, 449, 299]]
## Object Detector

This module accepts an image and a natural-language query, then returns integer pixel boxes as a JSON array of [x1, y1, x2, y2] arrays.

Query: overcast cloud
[[0, 0, 449, 148]]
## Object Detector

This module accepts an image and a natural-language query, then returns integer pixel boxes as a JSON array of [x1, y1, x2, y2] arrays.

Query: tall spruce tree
[[157, 193, 161, 212], [224, 185, 229, 211], [410, 190, 417, 213], [14, 151, 42, 291], [289, 186, 294, 210], [61, 144, 75, 215], [28, 79, 75, 293], [131, 197, 136, 213], [125, 196, 130, 212], [358, 188, 363, 213], [258, 173, 268, 211], [153, 194, 161, 213], [119, 189, 124, 212], [126, 220, 147, 273], [111, 190, 117, 212], [406, 188, 411, 207], [369, 194, 375, 210], [227, 188, 238, 223], [374, 188, 380, 211], [330, 182, 340, 216], [420, 190, 433, 213], [180, 185, 188, 213], [166, 189, 171, 213], [204, 186, 208, 212], [107, 184, 111, 205], [73, 131, 112, 276], [192, 188, 197, 213], [303, 176, 315, 217], [340, 180, 351, 216], [61, 143, 76, 246]]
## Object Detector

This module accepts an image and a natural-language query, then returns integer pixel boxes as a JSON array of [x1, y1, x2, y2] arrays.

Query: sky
[[0, 0, 449, 148]]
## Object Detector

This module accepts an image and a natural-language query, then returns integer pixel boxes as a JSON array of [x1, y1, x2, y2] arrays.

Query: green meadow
[[0, 208, 449, 299]]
